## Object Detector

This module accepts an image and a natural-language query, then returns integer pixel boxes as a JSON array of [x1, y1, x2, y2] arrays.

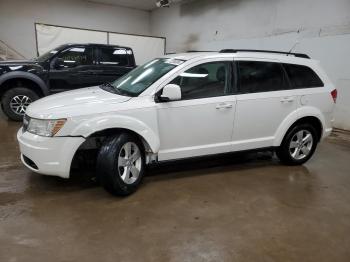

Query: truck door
[[49, 46, 101, 92]]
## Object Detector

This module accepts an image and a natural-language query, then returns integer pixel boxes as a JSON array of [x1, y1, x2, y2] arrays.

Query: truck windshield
[[35, 45, 66, 62], [108, 58, 184, 96]]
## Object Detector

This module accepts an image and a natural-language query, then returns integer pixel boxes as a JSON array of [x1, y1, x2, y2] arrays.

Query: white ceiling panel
[[85, 0, 189, 11], [85, 0, 158, 10]]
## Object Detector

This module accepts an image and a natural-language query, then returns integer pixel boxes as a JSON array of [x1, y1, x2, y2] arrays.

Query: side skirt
[[147, 146, 276, 166]]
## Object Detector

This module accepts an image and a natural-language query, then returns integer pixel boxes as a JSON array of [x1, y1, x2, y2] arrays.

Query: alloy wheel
[[118, 142, 142, 184], [9, 95, 32, 115], [289, 130, 313, 160]]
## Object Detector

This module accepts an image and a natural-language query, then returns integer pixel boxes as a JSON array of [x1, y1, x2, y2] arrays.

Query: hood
[[26, 86, 132, 119]]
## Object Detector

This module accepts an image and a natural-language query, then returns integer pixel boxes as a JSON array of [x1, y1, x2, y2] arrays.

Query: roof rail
[[219, 49, 310, 59], [186, 50, 216, 53]]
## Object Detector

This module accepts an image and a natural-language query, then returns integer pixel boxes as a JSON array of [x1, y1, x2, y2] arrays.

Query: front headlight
[[27, 118, 66, 137]]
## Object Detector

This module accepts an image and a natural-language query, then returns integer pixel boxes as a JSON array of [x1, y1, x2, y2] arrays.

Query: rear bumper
[[322, 116, 334, 140], [323, 127, 333, 139], [17, 128, 85, 178]]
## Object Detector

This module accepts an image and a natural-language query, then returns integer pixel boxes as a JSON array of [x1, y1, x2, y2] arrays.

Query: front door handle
[[216, 103, 233, 109], [280, 97, 295, 103]]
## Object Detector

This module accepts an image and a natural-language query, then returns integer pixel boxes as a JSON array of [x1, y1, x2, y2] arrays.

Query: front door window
[[56, 47, 93, 69], [170, 61, 232, 100]]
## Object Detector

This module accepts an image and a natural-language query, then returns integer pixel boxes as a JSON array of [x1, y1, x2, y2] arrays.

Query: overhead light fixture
[[155, 0, 170, 8]]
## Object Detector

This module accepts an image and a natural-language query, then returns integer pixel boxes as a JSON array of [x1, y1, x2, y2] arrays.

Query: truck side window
[[56, 47, 93, 69], [99, 47, 129, 66]]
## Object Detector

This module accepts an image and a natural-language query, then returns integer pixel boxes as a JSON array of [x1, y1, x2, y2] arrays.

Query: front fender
[[273, 106, 325, 146], [0, 71, 49, 95], [70, 115, 160, 153]]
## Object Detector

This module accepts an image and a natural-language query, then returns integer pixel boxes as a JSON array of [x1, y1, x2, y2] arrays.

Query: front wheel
[[1, 87, 39, 121], [276, 123, 318, 165], [97, 133, 145, 196]]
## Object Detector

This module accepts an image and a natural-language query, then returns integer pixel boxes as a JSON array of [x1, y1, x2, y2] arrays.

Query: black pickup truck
[[0, 43, 136, 121]]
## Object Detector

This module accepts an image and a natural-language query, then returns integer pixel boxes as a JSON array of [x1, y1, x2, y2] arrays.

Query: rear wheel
[[276, 123, 318, 165], [1, 87, 39, 121], [97, 133, 145, 196]]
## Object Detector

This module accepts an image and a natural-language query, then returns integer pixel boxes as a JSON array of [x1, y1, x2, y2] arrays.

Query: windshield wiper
[[102, 82, 114, 88], [100, 82, 132, 96], [100, 82, 116, 93]]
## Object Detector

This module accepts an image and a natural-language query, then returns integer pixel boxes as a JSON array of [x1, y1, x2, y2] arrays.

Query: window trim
[[232, 59, 239, 94]]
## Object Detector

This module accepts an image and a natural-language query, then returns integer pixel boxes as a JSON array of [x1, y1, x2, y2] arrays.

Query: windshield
[[107, 58, 184, 96], [35, 45, 66, 62]]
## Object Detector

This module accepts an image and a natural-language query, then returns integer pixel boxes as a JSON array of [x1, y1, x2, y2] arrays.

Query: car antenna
[[287, 40, 300, 56]]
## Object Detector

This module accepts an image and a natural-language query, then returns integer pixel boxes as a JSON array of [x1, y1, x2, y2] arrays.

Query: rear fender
[[273, 106, 325, 146]]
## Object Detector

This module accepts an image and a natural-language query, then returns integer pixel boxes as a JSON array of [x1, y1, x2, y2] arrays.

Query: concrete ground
[[1, 111, 350, 262]]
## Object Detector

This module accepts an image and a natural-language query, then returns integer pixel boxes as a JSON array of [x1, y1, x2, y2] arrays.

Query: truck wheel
[[1, 87, 39, 121], [97, 133, 145, 196], [276, 123, 318, 165]]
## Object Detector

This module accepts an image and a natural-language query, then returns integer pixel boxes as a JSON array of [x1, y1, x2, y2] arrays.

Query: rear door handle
[[216, 103, 233, 109], [280, 97, 295, 103], [77, 70, 93, 75], [78, 70, 102, 75]]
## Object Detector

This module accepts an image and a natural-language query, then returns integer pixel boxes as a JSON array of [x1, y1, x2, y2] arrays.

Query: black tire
[[96, 133, 145, 196], [276, 123, 318, 165], [1, 87, 39, 121]]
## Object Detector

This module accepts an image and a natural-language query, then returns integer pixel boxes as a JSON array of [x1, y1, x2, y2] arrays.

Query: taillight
[[331, 89, 337, 103]]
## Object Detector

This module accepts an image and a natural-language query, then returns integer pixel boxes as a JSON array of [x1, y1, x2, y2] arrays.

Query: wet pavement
[[1, 110, 350, 262]]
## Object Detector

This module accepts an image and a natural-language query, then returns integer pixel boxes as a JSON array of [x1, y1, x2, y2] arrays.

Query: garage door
[[35, 23, 166, 65], [109, 33, 165, 65]]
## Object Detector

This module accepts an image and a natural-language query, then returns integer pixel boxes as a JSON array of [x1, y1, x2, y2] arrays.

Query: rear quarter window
[[283, 63, 324, 88]]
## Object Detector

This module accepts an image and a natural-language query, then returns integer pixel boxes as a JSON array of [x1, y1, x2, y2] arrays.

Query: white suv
[[17, 50, 337, 195]]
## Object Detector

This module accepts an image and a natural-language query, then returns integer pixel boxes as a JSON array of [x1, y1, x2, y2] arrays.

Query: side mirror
[[54, 58, 65, 69], [159, 84, 181, 102]]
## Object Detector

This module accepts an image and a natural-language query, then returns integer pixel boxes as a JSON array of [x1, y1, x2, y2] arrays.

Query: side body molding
[[0, 71, 49, 95], [273, 106, 325, 147], [70, 115, 161, 153]]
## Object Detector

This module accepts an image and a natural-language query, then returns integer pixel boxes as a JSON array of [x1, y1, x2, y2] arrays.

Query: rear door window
[[99, 47, 131, 66], [237, 61, 287, 93], [283, 63, 324, 88]]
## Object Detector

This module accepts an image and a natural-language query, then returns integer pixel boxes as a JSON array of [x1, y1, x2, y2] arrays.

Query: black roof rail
[[186, 50, 216, 53], [65, 43, 133, 49], [219, 49, 310, 59]]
